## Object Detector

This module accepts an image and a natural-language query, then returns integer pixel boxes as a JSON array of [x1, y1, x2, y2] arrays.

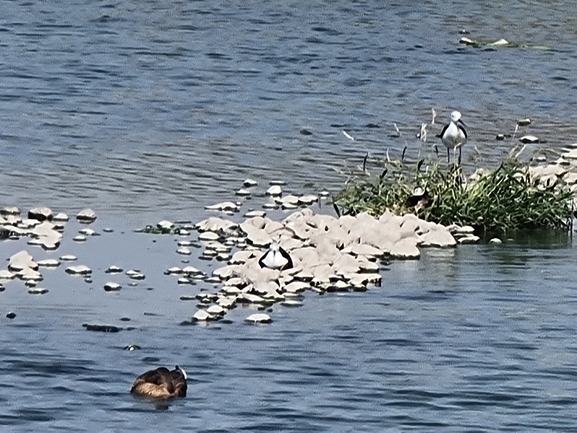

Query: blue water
[[1, 0, 577, 431]]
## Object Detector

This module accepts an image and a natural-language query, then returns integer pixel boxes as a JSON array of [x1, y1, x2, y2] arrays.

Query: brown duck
[[130, 365, 187, 399]]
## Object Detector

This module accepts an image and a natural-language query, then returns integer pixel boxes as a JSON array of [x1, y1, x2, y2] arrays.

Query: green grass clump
[[334, 159, 574, 233]]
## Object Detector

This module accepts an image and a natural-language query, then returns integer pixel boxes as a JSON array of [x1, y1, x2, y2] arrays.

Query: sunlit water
[[1, 0, 577, 431]]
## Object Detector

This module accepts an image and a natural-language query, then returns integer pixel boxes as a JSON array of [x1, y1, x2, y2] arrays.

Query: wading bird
[[437, 111, 467, 164]]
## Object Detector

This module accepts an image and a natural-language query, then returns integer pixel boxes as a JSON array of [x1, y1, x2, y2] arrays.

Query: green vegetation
[[334, 159, 574, 233]]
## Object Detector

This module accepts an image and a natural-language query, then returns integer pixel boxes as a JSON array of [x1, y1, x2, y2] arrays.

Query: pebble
[[65, 265, 92, 275], [489, 238, 503, 244], [245, 313, 272, 324], [193, 310, 213, 322], [177, 247, 192, 255], [243, 179, 258, 187], [28, 288, 49, 295], [76, 208, 97, 223], [6, 312, 16, 319], [519, 135, 539, 144], [105, 265, 123, 274], [266, 185, 282, 196], [236, 188, 251, 196], [104, 282, 122, 292], [60, 255, 78, 261], [28, 206, 53, 221], [37, 259, 60, 267], [73, 235, 87, 242]]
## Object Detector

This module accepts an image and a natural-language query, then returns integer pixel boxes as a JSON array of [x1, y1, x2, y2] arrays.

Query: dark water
[[2, 0, 577, 431]]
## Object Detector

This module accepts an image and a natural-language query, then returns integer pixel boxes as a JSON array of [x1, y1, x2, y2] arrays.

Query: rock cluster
[[174, 207, 460, 324]]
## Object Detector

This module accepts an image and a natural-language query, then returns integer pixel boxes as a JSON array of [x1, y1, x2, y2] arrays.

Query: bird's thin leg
[[447, 147, 450, 163], [458, 147, 462, 165]]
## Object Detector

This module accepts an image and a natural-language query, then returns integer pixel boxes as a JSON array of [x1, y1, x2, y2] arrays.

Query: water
[[2, 0, 577, 431]]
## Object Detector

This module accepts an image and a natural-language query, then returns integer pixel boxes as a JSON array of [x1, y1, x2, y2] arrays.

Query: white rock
[[198, 231, 220, 241], [9, 251, 38, 272], [37, 259, 60, 267], [236, 188, 251, 196], [206, 305, 225, 315], [104, 282, 122, 291], [193, 309, 212, 321], [489, 238, 503, 244], [60, 255, 77, 261], [76, 208, 97, 222], [28, 287, 48, 295], [65, 265, 92, 275], [266, 185, 282, 196], [177, 247, 192, 255], [519, 135, 539, 144], [243, 179, 258, 187], [205, 201, 239, 212], [245, 313, 271, 323], [53, 213, 69, 222]]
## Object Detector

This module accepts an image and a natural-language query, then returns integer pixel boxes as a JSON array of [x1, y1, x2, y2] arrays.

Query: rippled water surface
[[2, 1, 577, 431]]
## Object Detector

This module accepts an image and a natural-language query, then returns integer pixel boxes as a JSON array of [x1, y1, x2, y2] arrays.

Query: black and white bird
[[437, 111, 467, 164], [258, 238, 293, 271]]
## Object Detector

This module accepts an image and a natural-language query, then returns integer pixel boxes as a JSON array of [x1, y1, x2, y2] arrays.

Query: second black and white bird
[[258, 239, 293, 271]]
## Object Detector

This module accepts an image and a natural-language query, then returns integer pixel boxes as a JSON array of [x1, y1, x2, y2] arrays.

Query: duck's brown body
[[130, 366, 187, 399]]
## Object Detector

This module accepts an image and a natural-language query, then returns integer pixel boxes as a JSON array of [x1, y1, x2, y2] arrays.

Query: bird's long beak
[[458, 119, 467, 127]]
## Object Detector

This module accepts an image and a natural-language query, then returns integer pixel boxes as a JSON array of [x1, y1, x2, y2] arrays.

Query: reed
[[334, 158, 574, 233]]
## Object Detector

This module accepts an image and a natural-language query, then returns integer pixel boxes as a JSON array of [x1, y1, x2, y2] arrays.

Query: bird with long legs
[[437, 111, 467, 164]]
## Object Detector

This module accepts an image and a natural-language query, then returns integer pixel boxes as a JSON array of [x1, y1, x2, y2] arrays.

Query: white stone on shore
[[519, 135, 539, 144], [177, 247, 192, 255], [79, 228, 98, 236], [105, 265, 123, 273], [28, 207, 53, 221], [73, 235, 87, 242], [199, 231, 220, 241], [195, 217, 238, 234], [206, 305, 225, 316], [244, 210, 266, 218], [76, 208, 97, 222], [9, 251, 38, 272], [458, 235, 481, 244], [104, 282, 122, 291], [37, 259, 60, 267], [243, 179, 258, 187], [236, 188, 251, 196], [193, 309, 213, 321], [298, 195, 318, 205], [1, 206, 20, 215], [60, 255, 77, 261], [28, 287, 48, 295], [157, 220, 174, 231], [65, 265, 92, 275], [245, 313, 271, 323], [0, 270, 15, 280], [489, 238, 503, 244], [30, 221, 62, 249], [266, 185, 282, 196], [182, 266, 202, 275], [205, 201, 240, 212], [53, 213, 69, 222]]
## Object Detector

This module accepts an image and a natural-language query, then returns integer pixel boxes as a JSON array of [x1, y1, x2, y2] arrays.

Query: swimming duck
[[130, 365, 187, 399], [258, 238, 293, 271]]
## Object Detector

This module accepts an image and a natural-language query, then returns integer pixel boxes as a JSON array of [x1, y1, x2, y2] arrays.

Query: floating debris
[[6, 312, 16, 319]]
